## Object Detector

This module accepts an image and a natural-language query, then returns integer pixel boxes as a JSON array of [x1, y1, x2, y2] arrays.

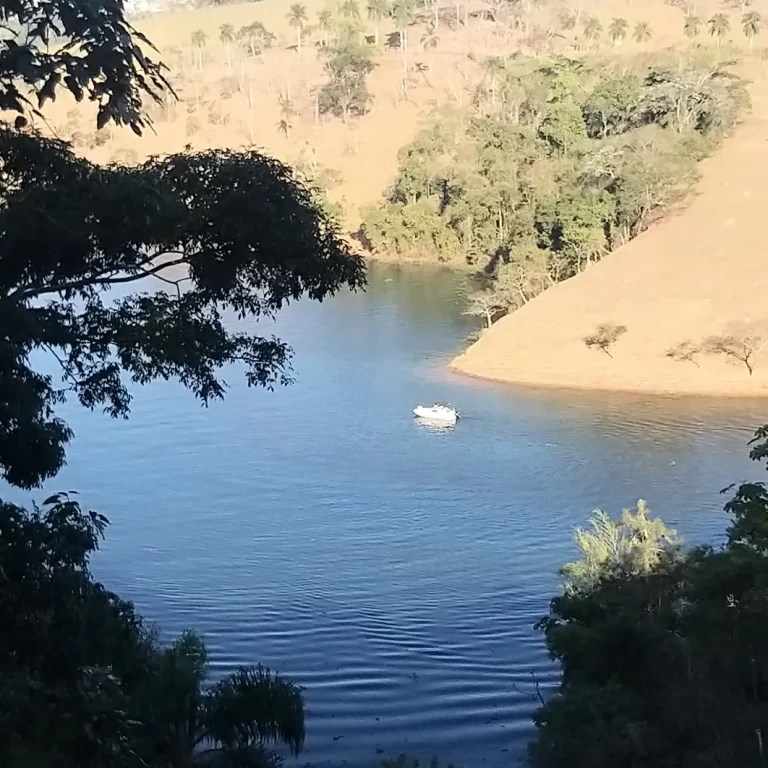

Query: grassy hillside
[[450, 63, 768, 396], [37, 0, 753, 233]]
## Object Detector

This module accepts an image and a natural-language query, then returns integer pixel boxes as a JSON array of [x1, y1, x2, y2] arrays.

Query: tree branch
[[14, 256, 191, 300]]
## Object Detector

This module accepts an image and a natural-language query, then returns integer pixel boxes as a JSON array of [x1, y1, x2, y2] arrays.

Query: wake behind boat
[[413, 404, 459, 424]]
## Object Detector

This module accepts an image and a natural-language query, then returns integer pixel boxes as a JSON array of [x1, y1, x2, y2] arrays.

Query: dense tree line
[[532, 425, 768, 768], [362, 52, 747, 320]]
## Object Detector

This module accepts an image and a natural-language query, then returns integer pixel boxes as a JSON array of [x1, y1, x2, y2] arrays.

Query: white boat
[[413, 404, 459, 424]]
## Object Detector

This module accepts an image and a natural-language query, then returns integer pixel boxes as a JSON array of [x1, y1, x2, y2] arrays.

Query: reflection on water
[[37, 263, 767, 768], [414, 418, 457, 434]]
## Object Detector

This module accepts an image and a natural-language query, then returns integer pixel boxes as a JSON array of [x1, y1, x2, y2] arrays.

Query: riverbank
[[450, 75, 768, 399]]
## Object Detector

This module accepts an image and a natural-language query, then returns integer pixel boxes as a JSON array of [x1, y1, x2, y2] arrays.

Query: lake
[[43, 263, 765, 767]]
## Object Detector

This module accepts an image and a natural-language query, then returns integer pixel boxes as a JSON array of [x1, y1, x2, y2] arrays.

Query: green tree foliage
[[0, 495, 153, 766], [582, 16, 602, 42], [633, 21, 652, 44], [219, 23, 235, 43], [287, 3, 309, 52], [0, 496, 305, 767], [684, 13, 702, 39], [531, 426, 768, 768], [362, 55, 746, 316], [318, 39, 376, 121], [743, 10, 763, 48], [237, 21, 277, 56], [538, 99, 587, 154], [0, 0, 364, 489], [341, 0, 361, 20], [317, 8, 334, 45], [583, 323, 627, 357], [143, 632, 304, 767], [608, 17, 629, 46], [709, 12, 731, 45], [391, 0, 416, 52], [367, 0, 391, 44], [582, 75, 641, 138]]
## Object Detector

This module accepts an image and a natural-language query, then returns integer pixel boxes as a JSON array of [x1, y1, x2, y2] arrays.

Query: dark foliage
[[0, 0, 170, 133], [0, 0, 365, 489], [532, 426, 768, 768]]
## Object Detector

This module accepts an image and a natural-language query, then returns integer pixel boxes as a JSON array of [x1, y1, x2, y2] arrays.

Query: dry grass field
[[39, 0, 757, 230]]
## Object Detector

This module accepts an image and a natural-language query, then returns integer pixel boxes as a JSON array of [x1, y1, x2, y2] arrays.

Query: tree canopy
[[531, 426, 768, 768], [0, 494, 306, 767], [0, 0, 365, 490], [361, 53, 747, 321]]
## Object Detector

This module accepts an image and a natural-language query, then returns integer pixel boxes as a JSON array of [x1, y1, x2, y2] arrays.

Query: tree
[[288, 3, 309, 53], [219, 24, 235, 67], [190, 29, 208, 71], [318, 8, 334, 45], [666, 340, 701, 367], [0, 494, 306, 767], [583, 324, 627, 357], [703, 333, 763, 375], [0, 495, 154, 766], [392, 0, 416, 68], [463, 289, 506, 329], [420, 24, 440, 70], [743, 10, 762, 49], [237, 21, 276, 57], [538, 99, 587, 154], [633, 21, 652, 44], [531, 426, 768, 768], [0, 0, 364, 490], [143, 632, 304, 768], [560, 500, 679, 592], [319, 39, 376, 122], [708, 12, 730, 46], [582, 16, 602, 42], [582, 75, 641, 138], [277, 94, 296, 137], [608, 17, 628, 46], [341, 0, 361, 20], [219, 23, 235, 44], [368, 0, 391, 44], [683, 13, 701, 40]]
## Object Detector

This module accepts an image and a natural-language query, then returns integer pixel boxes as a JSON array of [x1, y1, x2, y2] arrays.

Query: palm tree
[[219, 23, 234, 43], [708, 13, 730, 46], [367, 0, 390, 44], [420, 23, 439, 70], [341, 0, 361, 19], [583, 16, 602, 42], [633, 21, 652, 44], [190, 29, 207, 71], [608, 17, 628, 46], [391, 0, 415, 66], [277, 118, 293, 137], [287, 3, 308, 53], [317, 8, 333, 45], [743, 10, 762, 49], [144, 632, 305, 768], [683, 13, 701, 40], [219, 23, 234, 67]]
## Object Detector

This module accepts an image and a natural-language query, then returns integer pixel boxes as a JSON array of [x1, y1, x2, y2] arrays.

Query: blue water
[[32, 264, 766, 767]]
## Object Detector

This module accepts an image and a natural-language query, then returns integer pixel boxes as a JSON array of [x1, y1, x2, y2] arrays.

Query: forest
[[361, 50, 749, 321]]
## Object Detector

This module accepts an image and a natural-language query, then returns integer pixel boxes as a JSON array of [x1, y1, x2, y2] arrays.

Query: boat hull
[[413, 406, 458, 424]]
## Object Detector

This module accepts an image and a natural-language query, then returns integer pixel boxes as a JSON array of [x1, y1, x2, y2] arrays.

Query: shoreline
[[447, 359, 768, 400]]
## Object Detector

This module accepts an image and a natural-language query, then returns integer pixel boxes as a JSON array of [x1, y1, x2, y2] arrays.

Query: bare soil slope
[[451, 78, 768, 397]]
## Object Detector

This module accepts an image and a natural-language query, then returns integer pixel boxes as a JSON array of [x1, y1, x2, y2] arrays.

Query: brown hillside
[[451, 77, 768, 397]]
